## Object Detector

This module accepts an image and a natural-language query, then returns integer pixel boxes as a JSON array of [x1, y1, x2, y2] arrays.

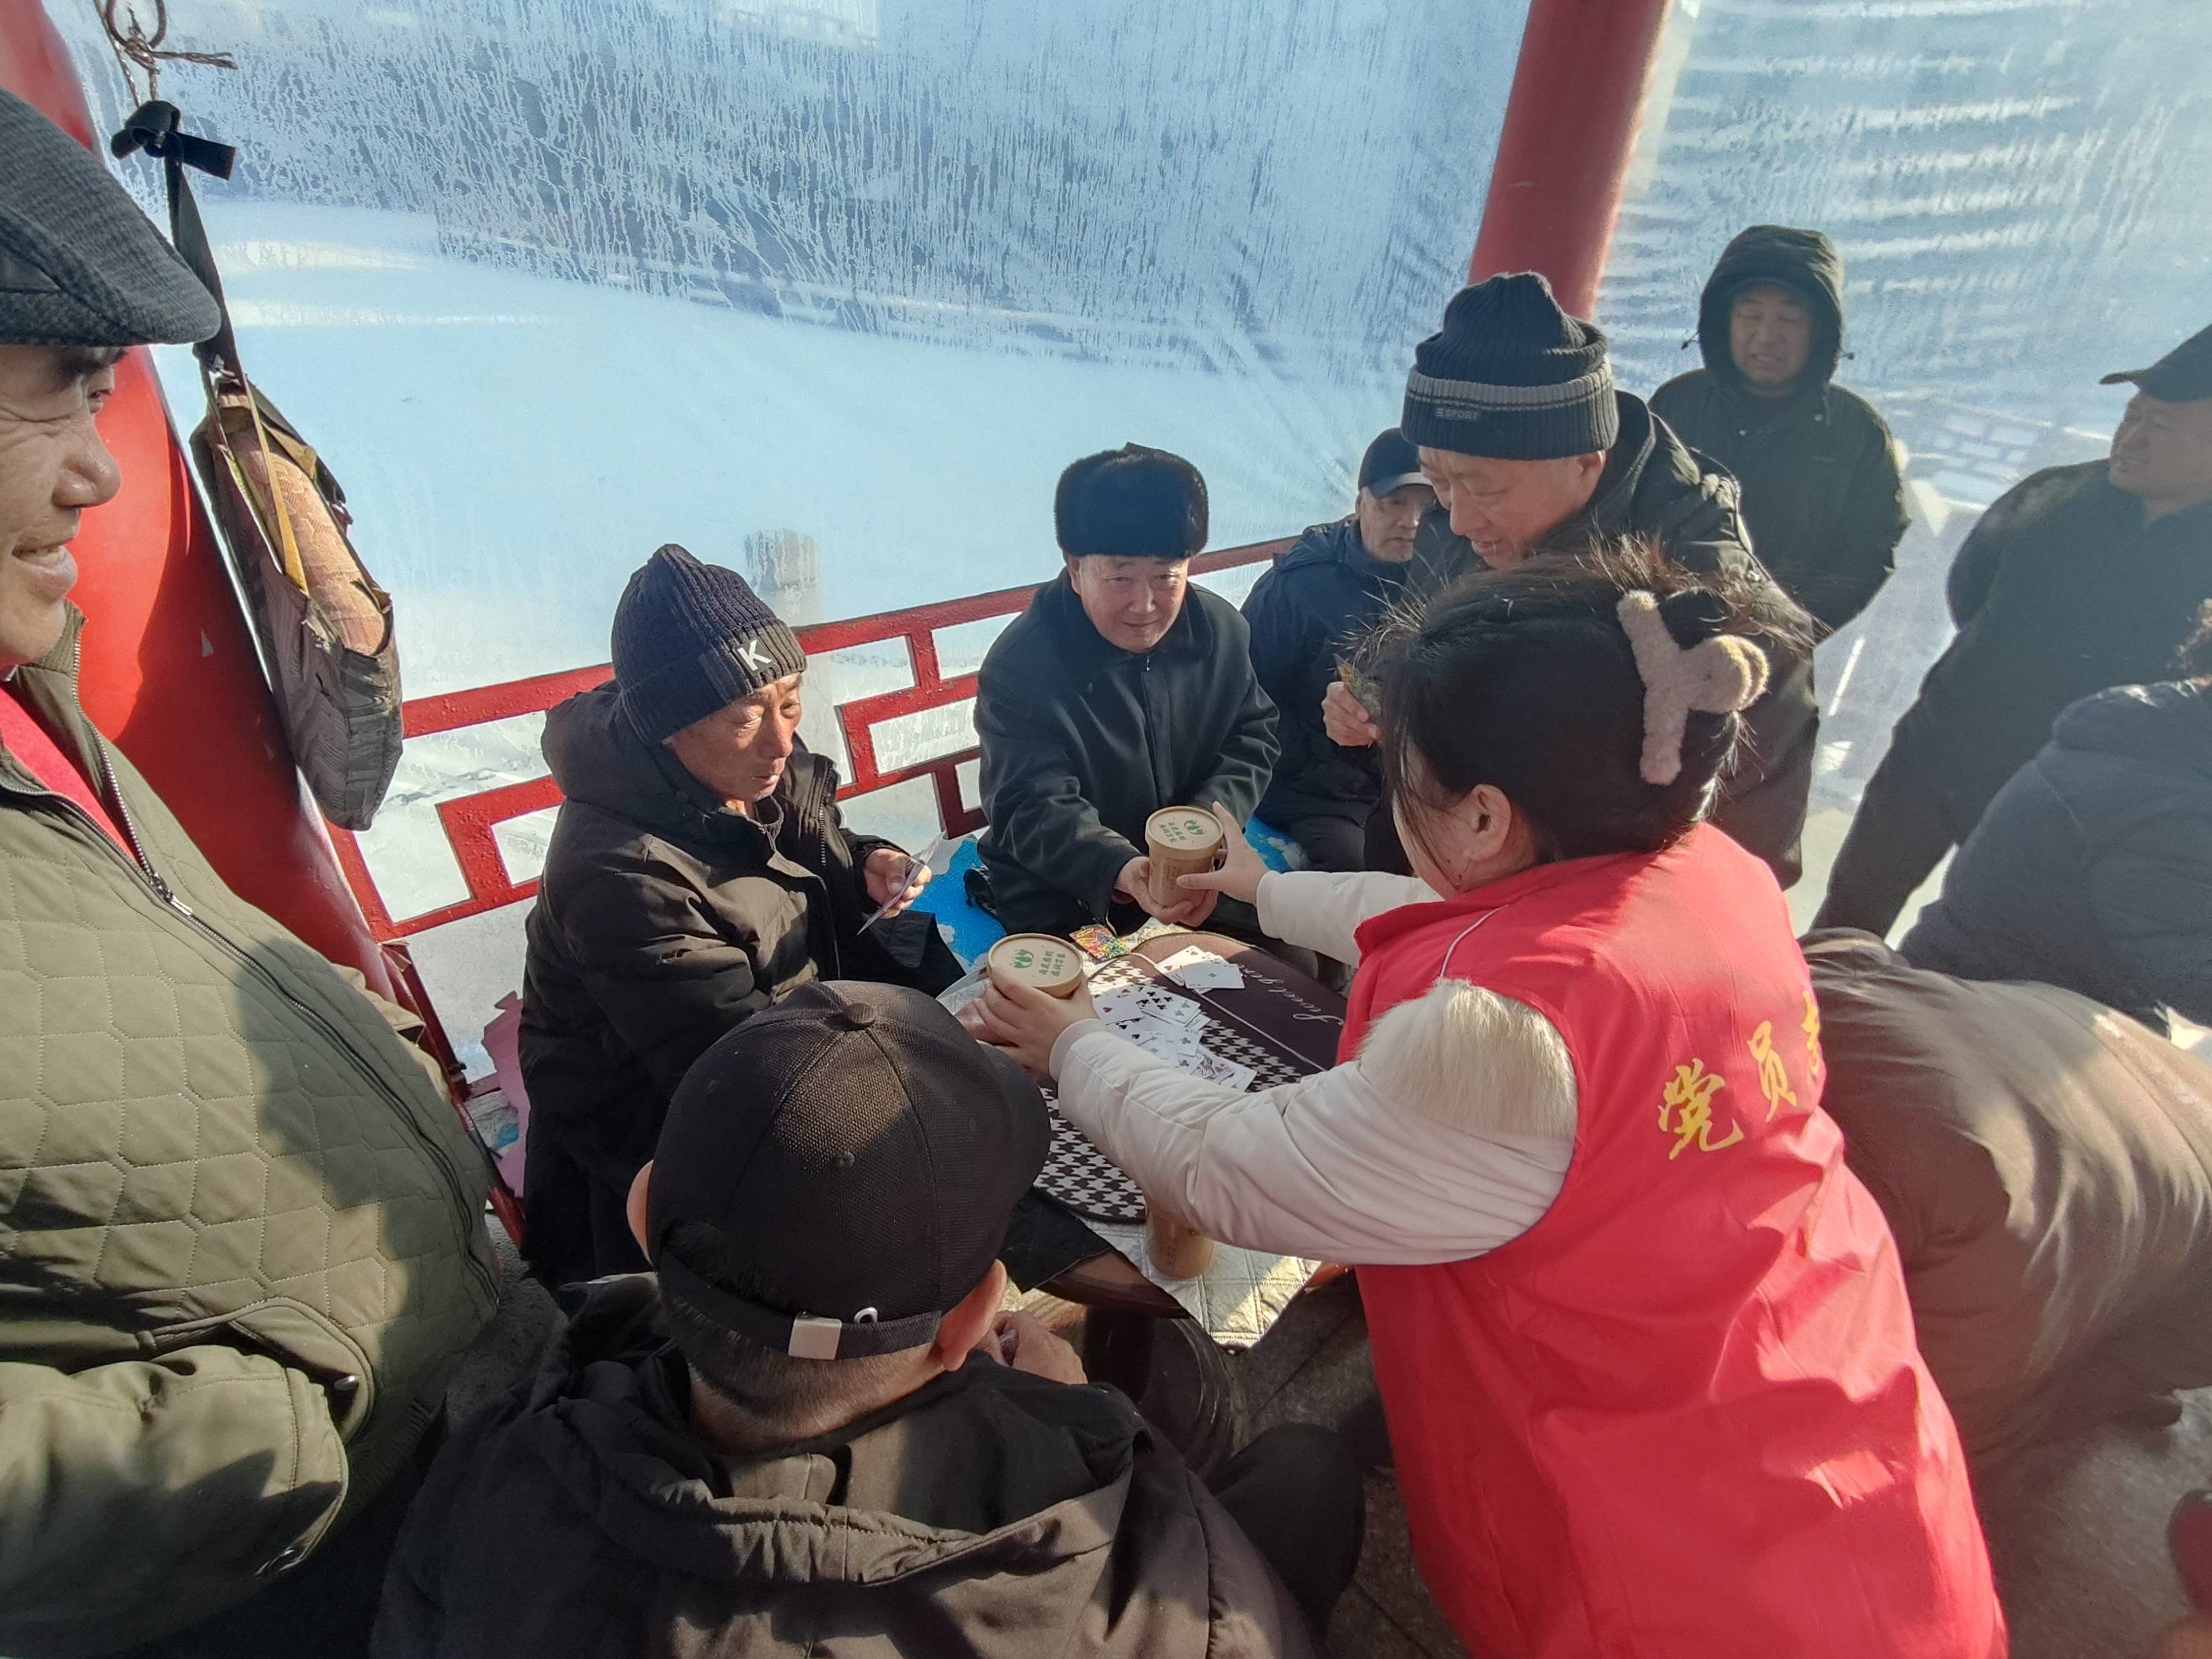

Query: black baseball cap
[[0, 88, 218, 348], [2100, 322, 2212, 403], [1358, 427, 1425, 498], [647, 981, 1048, 1361]]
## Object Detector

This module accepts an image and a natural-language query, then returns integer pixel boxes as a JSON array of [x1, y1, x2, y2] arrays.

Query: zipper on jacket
[[790, 766, 846, 979], [7, 687, 499, 1305]]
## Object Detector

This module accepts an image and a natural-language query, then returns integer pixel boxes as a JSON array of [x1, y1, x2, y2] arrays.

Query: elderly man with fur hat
[[519, 545, 964, 1288], [0, 89, 496, 1658], [974, 444, 1280, 939]]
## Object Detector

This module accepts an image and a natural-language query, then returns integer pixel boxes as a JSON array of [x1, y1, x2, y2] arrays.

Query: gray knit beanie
[[1402, 272, 1619, 461], [613, 544, 807, 744]]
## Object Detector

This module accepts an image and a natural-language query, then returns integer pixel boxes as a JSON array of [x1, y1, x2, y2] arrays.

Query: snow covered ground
[[138, 201, 1408, 1061]]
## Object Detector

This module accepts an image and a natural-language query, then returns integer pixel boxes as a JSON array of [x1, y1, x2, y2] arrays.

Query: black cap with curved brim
[[0, 87, 219, 348], [1357, 427, 1425, 499], [647, 981, 1049, 1362], [2100, 323, 2212, 403]]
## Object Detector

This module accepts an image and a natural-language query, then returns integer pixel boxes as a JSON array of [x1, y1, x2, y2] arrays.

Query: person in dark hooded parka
[[1900, 607, 2212, 1036], [1650, 226, 1908, 636]]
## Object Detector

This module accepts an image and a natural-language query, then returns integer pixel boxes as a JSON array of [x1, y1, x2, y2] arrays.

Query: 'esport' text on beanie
[[612, 544, 807, 745], [1402, 272, 1620, 462]]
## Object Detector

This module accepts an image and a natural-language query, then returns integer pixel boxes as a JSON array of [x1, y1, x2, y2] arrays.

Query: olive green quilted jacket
[[0, 616, 499, 1656]]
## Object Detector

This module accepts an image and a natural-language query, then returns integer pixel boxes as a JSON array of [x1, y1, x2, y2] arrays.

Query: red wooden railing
[[330, 539, 1290, 941]]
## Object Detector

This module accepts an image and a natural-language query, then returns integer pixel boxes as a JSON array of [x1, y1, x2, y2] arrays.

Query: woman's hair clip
[[1616, 590, 1769, 786]]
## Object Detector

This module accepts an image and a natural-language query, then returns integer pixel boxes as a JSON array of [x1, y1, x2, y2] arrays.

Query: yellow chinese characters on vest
[[1659, 1004, 1826, 1160]]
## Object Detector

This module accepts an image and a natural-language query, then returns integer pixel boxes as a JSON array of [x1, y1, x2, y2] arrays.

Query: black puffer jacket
[[1407, 392, 1819, 886], [1901, 680, 2212, 1034], [976, 575, 1277, 934], [520, 687, 951, 1284], [1891, 462, 2212, 839], [1650, 227, 1908, 634], [373, 1275, 1316, 1659], [1242, 518, 1410, 827]]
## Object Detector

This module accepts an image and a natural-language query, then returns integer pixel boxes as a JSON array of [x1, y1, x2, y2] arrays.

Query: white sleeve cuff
[[1048, 1017, 1107, 1082]]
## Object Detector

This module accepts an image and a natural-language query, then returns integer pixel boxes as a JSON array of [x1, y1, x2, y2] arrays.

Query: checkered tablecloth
[[1036, 943, 1336, 1347]]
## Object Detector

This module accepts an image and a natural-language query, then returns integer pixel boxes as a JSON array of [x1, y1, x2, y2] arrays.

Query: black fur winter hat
[[1054, 444, 1208, 559]]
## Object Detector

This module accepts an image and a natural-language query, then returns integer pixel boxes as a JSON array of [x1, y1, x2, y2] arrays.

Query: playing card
[[1193, 1050, 1258, 1090]]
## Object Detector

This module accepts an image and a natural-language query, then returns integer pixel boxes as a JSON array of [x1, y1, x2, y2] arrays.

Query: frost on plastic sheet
[[49, 0, 1523, 1051], [1596, 0, 2212, 930], [56, 0, 1526, 703]]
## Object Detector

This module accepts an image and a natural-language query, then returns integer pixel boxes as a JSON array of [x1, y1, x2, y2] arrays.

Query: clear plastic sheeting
[[49, 0, 1525, 1059], [55, 0, 1525, 691], [1602, 0, 2212, 928]]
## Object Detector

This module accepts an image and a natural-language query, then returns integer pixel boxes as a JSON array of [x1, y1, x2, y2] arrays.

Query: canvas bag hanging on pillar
[[111, 100, 403, 831]]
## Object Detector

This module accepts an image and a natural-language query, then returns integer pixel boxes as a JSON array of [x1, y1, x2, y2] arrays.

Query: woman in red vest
[[970, 546, 2005, 1658]]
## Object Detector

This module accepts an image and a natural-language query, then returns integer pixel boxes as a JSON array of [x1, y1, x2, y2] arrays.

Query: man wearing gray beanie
[[518, 544, 963, 1288], [1332, 272, 1820, 888], [0, 88, 495, 1658]]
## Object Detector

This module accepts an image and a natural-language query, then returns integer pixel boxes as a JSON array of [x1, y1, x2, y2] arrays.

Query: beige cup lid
[[1146, 806, 1223, 851], [987, 933, 1084, 989]]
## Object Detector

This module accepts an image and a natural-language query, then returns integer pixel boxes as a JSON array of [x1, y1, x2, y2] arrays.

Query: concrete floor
[[447, 1221, 2205, 1658]]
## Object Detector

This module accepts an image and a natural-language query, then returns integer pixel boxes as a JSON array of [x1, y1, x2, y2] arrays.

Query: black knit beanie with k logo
[[612, 544, 808, 744], [1402, 271, 1620, 462]]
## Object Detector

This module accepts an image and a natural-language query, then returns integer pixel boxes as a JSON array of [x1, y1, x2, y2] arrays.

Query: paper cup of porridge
[[1145, 806, 1227, 910], [985, 933, 1085, 999]]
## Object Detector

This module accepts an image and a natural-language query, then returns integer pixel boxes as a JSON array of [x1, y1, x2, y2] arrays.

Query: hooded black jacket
[[1901, 680, 2212, 1035], [1650, 226, 1908, 634], [1241, 518, 1416, 827], [976, 575, 1277, 933], [1406, 391, 1819, 886], [372, 1275, 1316, 1659], [519, 687, 951, 1283]]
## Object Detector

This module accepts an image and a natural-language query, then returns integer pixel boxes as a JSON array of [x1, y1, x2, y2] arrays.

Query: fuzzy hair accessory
[[1616, 591, 1769, 786]]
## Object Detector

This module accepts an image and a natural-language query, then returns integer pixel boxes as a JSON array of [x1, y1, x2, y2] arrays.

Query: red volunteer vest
[[1343, 826, 2003, 1658]]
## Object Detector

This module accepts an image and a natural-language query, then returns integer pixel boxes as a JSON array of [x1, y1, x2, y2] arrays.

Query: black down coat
[[1241, 518, 1412, 829], [519, 687, 954, 1285], [1902, 680, 2212, 1035], [975, 574, 1277, 935], [1893, 463, 2212, 842], [373, 1275, 1317, 1659], [1650, 225, 1909, 634], [1404, 392, 1819, 886]]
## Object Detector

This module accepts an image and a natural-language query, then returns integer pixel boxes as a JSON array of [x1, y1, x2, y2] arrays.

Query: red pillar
[[1471, 0, 1674, 319], [0, 0, 396, 994]]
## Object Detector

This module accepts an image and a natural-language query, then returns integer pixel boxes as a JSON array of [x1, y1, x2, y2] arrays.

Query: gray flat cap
[[0, 87, 220, 348]]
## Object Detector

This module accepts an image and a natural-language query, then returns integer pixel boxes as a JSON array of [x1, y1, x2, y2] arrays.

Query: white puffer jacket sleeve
[[1254, 868, 1437, 968], [1048, 975, 1576, 1266]]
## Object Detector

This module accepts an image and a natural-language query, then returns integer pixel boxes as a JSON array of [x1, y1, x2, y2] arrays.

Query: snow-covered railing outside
[[327, 537, 1290, 942]]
